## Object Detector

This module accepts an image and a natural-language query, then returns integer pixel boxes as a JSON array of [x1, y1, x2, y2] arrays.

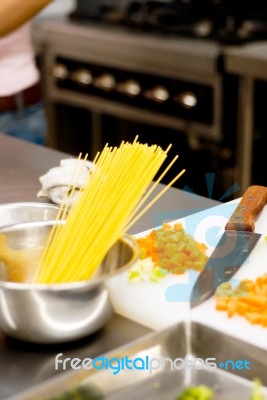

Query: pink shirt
[[0, 23, 39, 96]]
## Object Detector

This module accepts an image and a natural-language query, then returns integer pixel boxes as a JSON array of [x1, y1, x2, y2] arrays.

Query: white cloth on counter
[[38, 158, 95, 206]]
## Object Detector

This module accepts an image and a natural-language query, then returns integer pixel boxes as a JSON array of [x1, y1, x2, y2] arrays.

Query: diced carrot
[[244, 312, 261, 324], [260, 315, 267, 327], [241, 296, 266, 307], [162, 223, 173, 231], [215, 273, 267, 328], [174, 223, 183, 231], [215, 298, 229, 311], [235, 301, 249, 315], [227, 298, 238, 317]]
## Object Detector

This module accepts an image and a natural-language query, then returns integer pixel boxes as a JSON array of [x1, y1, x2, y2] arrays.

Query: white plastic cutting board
[[190, 235, 267, 351], [106, 200, 267, 348]]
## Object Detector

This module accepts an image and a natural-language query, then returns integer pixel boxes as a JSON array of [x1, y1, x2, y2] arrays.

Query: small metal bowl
[[0, 221, 139, 343], [0, 202, 60, 228]]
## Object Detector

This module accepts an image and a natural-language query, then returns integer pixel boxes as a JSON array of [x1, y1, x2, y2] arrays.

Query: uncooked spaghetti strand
[[125, 168, 186, 232], [56, 152, 84, 221], [36, 141, 183, 284], [38, 147, 124, 281], [33, 153, 85, 282], [52, 152, 89, 252], [45, 143, 168, 278], [60, 147, 114, 230], [130, 154, 179, 219], [60, 146, 118, 242], [61, 149, 169, 279], [62, 208, 130, 282], [84, 142, 157, 216], [39, 153, 89, 264], [42, 161, 151, 281], [47, 144, 149, 278], [77, 150, 101, 196], [54, 152, 83, 221], [89, 144, 166, 226], [60, 235, 117, 282], [39, 172, 158, 282], [96, 144, 164, 219], [39, 180, 121, 278], [37, 151, 103, 282], [60, 153, 89, 220]]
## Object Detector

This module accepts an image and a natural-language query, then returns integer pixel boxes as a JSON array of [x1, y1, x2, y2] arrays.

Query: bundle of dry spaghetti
[[33, 139, 185, 284]]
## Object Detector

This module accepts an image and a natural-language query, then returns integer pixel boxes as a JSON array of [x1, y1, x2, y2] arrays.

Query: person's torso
[[0, 23, 39, 96]]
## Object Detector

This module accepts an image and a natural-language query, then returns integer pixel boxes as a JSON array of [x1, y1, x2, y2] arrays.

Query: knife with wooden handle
[[190, 185, 267, 308]]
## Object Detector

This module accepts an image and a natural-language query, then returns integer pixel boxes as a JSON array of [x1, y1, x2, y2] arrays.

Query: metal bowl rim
[[0, 220, 139, 290], [0, 201, 60, 210]]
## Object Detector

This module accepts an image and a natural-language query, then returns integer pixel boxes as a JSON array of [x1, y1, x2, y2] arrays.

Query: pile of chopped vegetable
[[129, 257, 168, 283], [176, 384, 213, 400], [215, 274, 267, 327], [250, 378, 265, 400], [176, 379, 264, 400], [47, 385, 103, 400], [134, 223, 208, 278]]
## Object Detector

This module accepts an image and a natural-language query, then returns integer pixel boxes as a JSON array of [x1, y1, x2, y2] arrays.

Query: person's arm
[[0, 0, 53, 38]]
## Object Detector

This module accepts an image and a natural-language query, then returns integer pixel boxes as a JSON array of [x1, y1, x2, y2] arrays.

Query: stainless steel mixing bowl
[[0, 221, 139, 343], [0, 202, 60, 227]]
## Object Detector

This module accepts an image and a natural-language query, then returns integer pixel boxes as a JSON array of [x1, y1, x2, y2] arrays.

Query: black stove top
[[70, 0, 267, 44]]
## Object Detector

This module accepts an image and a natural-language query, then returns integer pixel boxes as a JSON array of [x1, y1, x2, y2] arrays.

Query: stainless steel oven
[[38, 18, 238, 198]]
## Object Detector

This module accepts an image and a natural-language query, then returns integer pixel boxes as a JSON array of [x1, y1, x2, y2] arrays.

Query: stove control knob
[[71, 68, 92, 86], [53, 63, 68, 80], [145, 86, 169, 102], [118, 80, 141, 97], [175, 91, 197, 109], [94, 73, 116, 91]]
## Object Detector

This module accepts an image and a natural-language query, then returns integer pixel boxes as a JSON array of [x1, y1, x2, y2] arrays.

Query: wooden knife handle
[[225, 185, 267, 232]]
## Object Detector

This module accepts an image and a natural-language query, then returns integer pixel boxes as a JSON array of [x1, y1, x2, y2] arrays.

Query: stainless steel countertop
[[0, 133, 219, 234], [224, 41, 267, 79], [0, 133, 219, 398]]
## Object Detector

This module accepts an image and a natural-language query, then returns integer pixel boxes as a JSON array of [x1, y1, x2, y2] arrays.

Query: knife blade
[[190, 185, 267, 308]]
